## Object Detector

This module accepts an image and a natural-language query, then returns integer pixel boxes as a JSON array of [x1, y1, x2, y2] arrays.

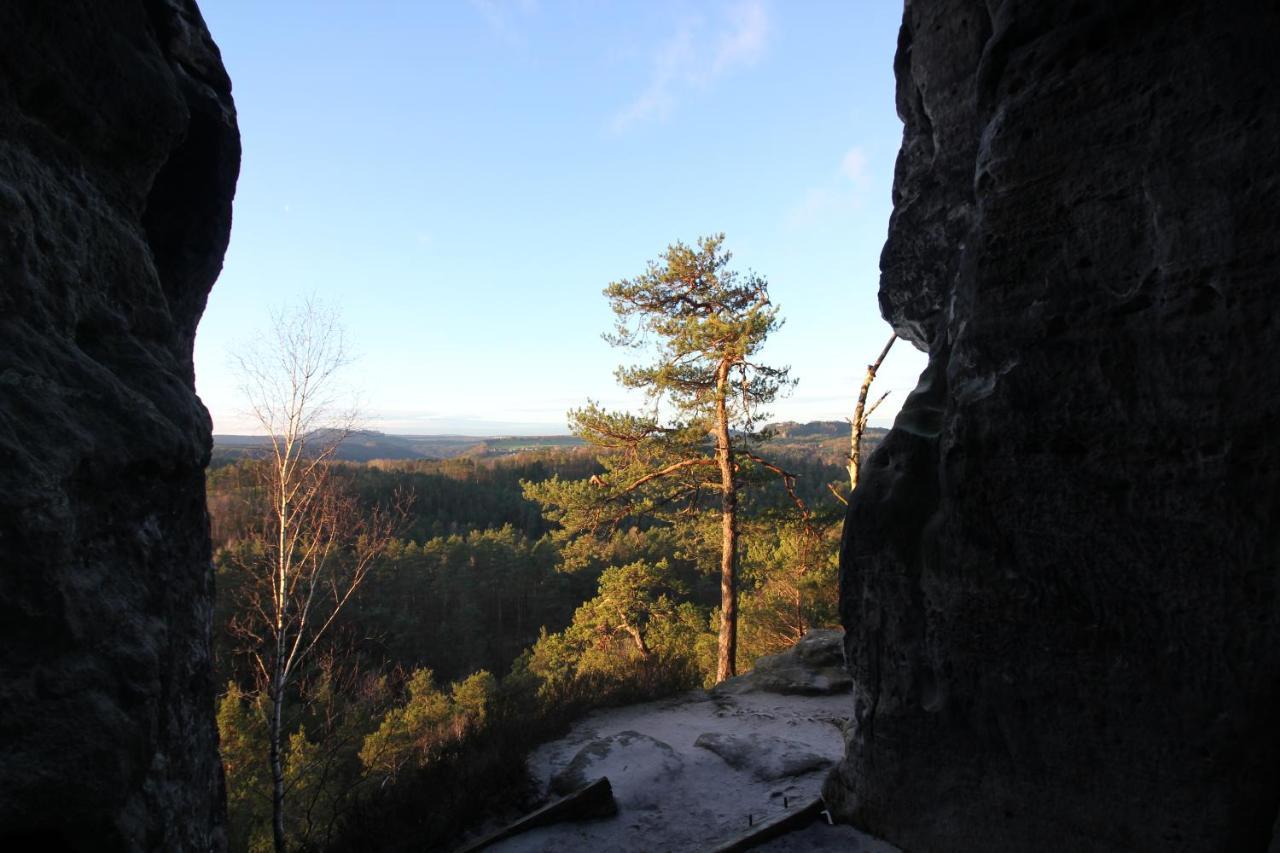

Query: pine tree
[[526, 234, 801, 682]]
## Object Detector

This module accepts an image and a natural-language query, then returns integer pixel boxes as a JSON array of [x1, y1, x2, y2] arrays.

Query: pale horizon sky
[[194, 1, 926, 436]]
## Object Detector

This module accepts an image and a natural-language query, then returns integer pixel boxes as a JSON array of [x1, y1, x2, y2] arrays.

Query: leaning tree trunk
[[848, 333, 896, 492], [714, 362, 739, 683], [620, 617, 652, 660]]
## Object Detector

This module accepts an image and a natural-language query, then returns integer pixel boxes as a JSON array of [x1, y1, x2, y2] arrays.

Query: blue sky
[[194, 0, 925, 435]]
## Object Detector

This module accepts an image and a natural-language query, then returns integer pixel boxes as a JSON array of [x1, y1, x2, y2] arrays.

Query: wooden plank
[[454, 776, 617, 852], [708, 796, 827, 853]]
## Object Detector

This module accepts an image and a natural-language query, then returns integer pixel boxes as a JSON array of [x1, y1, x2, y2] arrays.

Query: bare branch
[[738, 451, 812, 529], [614, 457, 717, 494], [849, 332, 896, 493]]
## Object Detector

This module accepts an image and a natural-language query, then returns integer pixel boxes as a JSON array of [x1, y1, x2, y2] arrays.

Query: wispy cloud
[[840, 146, 869, 185], [785, 145, 874, 228], [710, 0, 769, 75], [611, 0, 769, 133], [470, 0, 538, 44]]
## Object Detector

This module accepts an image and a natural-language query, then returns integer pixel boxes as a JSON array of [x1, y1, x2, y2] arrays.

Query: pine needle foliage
[[525, 234, 802, 682]]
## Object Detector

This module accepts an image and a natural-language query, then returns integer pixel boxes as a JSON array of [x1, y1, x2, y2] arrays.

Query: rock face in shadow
[[826, 2, 1280, 851], [0, 2, 238, 849]]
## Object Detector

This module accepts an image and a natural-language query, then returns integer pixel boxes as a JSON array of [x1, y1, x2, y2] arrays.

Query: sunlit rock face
[[827, 1, 1280, 850], [0, 1, 238, 849]]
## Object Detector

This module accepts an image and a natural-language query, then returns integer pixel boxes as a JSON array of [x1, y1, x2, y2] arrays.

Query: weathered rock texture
[[0, 2, 238, 849], [827, 1, 1280, 850], [713, 628, 852, 696]]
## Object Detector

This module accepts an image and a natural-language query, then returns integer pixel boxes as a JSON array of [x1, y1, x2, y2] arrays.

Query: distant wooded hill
[[210, 431, 585, 466], [764, 421, 889, 466], [211, 421, 889, 467]]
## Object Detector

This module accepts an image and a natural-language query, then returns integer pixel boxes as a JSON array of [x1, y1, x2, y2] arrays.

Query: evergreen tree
[[526, 234, 801, 681]]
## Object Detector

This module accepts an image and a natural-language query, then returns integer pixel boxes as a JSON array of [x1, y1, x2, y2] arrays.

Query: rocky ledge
[[480, 631, 893, 852]]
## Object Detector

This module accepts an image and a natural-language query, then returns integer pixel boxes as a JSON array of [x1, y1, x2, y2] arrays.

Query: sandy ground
[[481, 688, 898, 853]]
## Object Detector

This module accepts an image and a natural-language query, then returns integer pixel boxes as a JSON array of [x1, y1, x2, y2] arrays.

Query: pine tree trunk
[[715, 362, 738, 683], [621, 618, 651, 659]]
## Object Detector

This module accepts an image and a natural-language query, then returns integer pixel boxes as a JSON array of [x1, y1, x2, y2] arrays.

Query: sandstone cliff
[[828, 1, 1280, 850], [0, 1, 238, 849]]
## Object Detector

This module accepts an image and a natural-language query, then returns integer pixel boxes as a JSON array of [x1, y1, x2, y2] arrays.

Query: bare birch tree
[[228, 299, 402, 853]]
